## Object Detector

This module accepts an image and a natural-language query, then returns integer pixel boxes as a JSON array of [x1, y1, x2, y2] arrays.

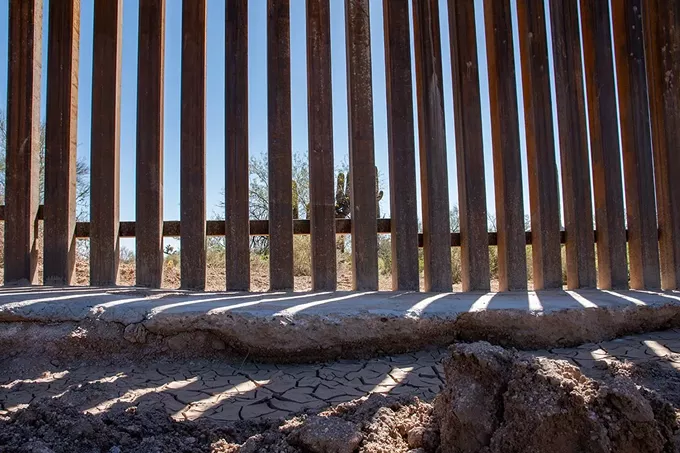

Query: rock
[[25, 441, 55, 453], [211, 339, 226, 350], [407, 426, 426, 449], [166, 332, 209, 351], [69, 419, 95, 437], [435, 341, 678, 453], [210, 439, 240, 453], [289, 415, 363, 453], [434, 342, 513, 452], [123, 324, 148, 344], [239, 434, 263, 453]]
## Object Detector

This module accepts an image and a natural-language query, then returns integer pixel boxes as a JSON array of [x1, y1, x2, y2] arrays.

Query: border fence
[[3, 0, 679, 293]]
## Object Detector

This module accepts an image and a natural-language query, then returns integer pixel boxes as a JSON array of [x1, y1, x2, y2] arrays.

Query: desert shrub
[[293, 235, 311, 277], [120, 246, 135, 265], [451, 247, 462, 284], [377, 235, 391, 276], [0, 222, 4, 268], [561, 245, 568, 284], [485, 246, 532, 284], [489, 246, 498, 281], [206, 242, 225, 268], [163, 244, 180, 268], [525, 245, 533, 282], [76, 239, 90, 261]]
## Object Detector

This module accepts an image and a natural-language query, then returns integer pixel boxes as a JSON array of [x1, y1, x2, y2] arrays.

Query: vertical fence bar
[[549, 0, 597, 289], [448, 0, 490, 291], [517, 0, 562, 290], [44, 0, 80, 285], [412, 0, 452, 292], [484, 0, 527, 291], [383, 0, 419, 291], [611, 0, 660, 290], [4, 0, 42, 285], [136, 0, 165, 288], [580, 0, 628, 289], [268, 0, 294, 290], [225, 0, 250, 291], [180, 0, 207, 290], [644, 0, 680, 290], [307, 0, 337, 291], [90, 0, 123, 286], [346, 0, 378, 291]]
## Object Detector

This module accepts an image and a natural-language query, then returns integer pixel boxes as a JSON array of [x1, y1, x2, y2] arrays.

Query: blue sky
[[0, 0, 579, 250]]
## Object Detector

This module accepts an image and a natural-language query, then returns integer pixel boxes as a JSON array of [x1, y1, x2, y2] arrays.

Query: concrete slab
[[1, 287, 680, 361]]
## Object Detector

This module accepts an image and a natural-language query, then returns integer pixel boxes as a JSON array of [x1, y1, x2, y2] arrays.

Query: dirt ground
[[74, 259, 504, 293], [0, 244, 507, 293], [0, 392, 435, 453], [3, 330, 680, 452]]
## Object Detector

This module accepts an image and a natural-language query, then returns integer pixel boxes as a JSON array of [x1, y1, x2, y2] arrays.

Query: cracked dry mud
[[0, 349, 447, 423], [2, 329, 680, 452]]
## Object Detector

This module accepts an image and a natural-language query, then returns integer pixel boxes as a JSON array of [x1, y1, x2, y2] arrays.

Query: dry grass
[[1, 253, 508, 292], [0, 228, 563, 292]]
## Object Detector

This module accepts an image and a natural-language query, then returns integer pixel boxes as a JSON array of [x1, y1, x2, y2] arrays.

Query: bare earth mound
[[0, 394, 436, 453], [435, 342, 680, 453]]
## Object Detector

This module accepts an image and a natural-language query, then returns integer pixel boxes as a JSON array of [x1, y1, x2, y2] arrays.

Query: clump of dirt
[[0, 394, 437, 453], [605, 358, 680, 409], [435, 341, 680, 453], [0, 398, 242, 453], [315, 394, 438, 453]]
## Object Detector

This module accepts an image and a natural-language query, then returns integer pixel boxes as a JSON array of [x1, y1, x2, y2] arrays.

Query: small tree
[[212, 152, 312, 255], [0, 112, 90, 220], [212, 153, 386, 256], [486, 213, 531, 232]]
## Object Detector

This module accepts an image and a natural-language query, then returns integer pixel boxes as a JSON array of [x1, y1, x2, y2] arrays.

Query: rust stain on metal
[[307, 0, 337, 291], [44, 0, 80, 286], [484, 0, 527, 291], [268, 0, 294, 291], [4, 0, 42, 285], [345, 0, 378, 291], [644, 0, 680, 290], [549, 0, 597, 289], [412, 0, 452, 292], [225, 0, 250, 291], [517, 0, 562, 289], [90, 0, 123, 286], [135, 0, 165, 288], [448, 0, 490, 291], [383, 0, 419, 291], [180, 0, 207, 290], [612, 0, 660, 290]]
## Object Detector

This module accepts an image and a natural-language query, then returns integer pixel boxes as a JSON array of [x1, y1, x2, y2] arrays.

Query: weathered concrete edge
[[2, 303, 680, 363]]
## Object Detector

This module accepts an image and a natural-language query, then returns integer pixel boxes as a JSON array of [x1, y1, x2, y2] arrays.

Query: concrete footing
[[1, 287, 679, 362]]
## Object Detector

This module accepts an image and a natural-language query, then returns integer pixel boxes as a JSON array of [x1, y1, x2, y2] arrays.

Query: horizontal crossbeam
[[0, 205, 645, 246]]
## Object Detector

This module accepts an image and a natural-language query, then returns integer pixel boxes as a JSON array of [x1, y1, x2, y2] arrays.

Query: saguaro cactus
[[292, 180, 299, 220], [335, 167, 383, 219], [334, 167, 383, 253]]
